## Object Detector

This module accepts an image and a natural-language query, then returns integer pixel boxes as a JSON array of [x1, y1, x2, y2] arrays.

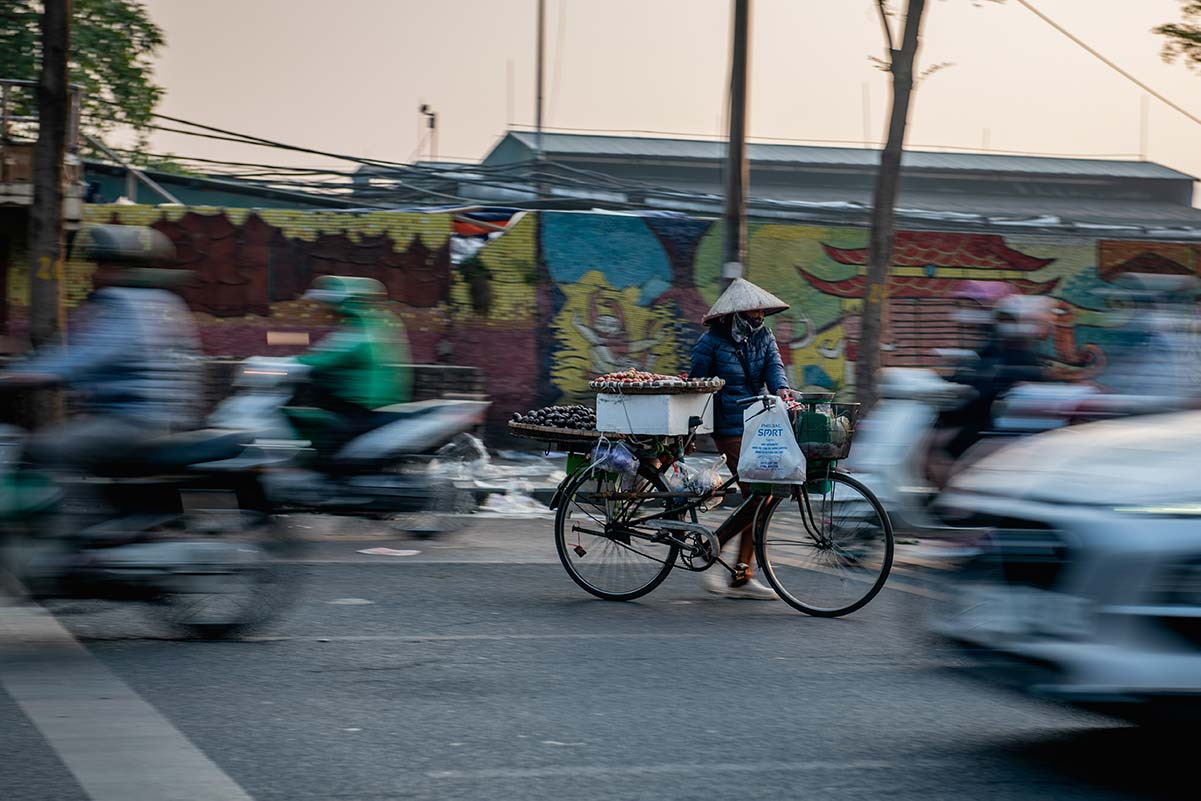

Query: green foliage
[[1155, 1, 1201, 71], [0, 0, 164, 154]]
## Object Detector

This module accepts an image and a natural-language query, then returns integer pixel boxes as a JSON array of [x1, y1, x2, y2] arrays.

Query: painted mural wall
[[5, 204, 1199, 434]]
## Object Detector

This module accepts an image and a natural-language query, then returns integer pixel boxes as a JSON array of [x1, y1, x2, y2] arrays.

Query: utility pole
[[536, 0, 545, 154], [506, 59, 515, 129], [1139, 94, 1149, 160], [721, 0, 751, 287], [535, 0, 546, 199], [29, 0, 71, 352]]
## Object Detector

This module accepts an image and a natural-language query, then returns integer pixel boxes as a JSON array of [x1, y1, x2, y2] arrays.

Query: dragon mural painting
[[540, 212, 686, 404], [793, 231, 1114, 391]]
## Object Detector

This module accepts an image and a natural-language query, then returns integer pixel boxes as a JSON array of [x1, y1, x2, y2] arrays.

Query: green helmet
[[304, 275, 388, 310]]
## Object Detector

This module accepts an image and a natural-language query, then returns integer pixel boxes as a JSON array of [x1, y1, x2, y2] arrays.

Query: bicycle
[[546, 396, 894, 617]]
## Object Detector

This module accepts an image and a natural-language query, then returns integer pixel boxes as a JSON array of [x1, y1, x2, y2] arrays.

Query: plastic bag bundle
[[590, 439, 639, 489], [665, 455, 726, 496]]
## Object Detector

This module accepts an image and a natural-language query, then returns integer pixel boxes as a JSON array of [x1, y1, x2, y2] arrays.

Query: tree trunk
[[28, 0, 71, 352], [854, 0, 926, 411], [27, 0, 72, 428]]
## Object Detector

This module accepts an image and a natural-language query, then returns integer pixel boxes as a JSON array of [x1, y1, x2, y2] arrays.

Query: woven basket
[[790, 401, 861, 461], [588, 378, 724, 395], [507, 421, 625, 446]]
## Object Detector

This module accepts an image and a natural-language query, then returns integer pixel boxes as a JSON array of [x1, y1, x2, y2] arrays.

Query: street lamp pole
[[419, 104, 437, 162]]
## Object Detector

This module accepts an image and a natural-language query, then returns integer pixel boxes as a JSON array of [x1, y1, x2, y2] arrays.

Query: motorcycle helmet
[[80, 224, 193, 289], [305, 275, 388, 310], [950, 280, 1017, 325]]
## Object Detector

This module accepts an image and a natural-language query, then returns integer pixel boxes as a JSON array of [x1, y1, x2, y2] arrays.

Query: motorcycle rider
[[930, 289, 1051, 486], [297, 275, 412, 460], [0, 225, 201, 565], [0, 224, 201, 475]]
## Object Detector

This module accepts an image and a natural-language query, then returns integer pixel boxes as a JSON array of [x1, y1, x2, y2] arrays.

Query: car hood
[[948, 411, 1201, 506]]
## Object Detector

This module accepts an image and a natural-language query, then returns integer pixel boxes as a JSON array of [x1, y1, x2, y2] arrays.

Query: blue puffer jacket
[[690, 324, 789, 436]]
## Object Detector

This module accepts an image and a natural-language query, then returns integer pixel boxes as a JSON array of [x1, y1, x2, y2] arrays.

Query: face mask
[[730, 313, 754, 343], [735, 309, 763, 329]]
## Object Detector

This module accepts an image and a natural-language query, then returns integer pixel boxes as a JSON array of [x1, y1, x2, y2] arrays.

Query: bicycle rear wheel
[[755, 472, 893, 617], [554, 465, 680, 601]]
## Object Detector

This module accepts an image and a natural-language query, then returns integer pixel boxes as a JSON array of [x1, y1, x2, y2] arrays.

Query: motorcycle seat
[[102, 429, 248, 474], [361, 401, 442, 431]]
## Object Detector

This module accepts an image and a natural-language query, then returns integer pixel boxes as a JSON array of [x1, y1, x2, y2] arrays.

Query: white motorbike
[[844, 360, 1099, 536], [208, 357, 491, 535]]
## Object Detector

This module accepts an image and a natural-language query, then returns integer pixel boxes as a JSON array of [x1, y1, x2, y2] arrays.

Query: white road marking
[[356, 548, 421, 557], [0, 602, 254, 801], [245, 632, 704, 643]]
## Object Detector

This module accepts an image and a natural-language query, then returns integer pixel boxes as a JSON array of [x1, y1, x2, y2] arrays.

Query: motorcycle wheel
[[146, 513, 304, 640], [389, 433, 481, 539]]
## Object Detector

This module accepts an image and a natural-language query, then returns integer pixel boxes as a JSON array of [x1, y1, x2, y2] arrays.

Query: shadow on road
[[993, 726, 1195, 799]]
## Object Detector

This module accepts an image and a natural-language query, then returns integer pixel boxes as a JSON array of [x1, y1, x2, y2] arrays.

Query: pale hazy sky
[[140, 0, 1201, 191]]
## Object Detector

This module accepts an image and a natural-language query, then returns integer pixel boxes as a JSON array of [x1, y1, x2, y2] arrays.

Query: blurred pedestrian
[[690, 278, 793, 600]]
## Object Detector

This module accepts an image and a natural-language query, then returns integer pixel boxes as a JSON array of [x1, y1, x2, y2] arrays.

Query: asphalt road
[[1, 518, 1194, 801]]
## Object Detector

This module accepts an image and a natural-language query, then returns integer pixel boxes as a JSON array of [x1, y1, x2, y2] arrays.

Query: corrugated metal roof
[[494, 131, 1195, 181]]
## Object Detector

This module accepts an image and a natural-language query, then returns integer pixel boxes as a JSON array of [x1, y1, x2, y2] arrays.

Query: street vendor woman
[[690, 277, 793, 600]]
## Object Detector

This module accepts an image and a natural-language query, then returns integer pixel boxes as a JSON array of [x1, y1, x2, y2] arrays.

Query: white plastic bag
[[737, 397, 807, 484]]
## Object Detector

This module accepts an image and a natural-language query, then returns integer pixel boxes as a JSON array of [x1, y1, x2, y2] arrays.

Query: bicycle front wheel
[[554, 466, 680, 601], [755, 472, 893, 617]]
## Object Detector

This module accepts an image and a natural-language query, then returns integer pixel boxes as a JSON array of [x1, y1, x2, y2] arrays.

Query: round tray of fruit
[[508, 405, 621, 443], [588, 370, 725, 395]]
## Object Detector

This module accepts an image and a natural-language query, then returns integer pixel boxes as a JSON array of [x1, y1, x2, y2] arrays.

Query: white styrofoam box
[[596, 392, 715, 436]]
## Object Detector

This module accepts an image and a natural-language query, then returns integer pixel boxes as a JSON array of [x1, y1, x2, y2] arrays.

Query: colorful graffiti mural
[[3, 203, 1199, 433]]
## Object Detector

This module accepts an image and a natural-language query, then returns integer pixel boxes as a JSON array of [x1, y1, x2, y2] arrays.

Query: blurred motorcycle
[[0, 422, 299, 639], [845, 362, 1097, 535], [849, 273, 1201, 537], [209, 357, 491, 536]]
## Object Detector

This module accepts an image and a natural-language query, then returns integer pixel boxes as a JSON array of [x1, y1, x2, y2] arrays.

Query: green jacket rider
[[300, 275, 412, 414]]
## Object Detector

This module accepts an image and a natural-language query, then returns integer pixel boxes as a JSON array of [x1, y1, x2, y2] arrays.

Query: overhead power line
[[1014, 0, 1201, 130]]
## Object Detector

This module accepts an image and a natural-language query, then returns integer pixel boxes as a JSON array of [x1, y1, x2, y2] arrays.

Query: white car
[[931, 410, 1201, 724]]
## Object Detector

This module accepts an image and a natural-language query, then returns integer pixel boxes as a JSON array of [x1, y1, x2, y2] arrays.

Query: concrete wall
[[5, 204, 1200, 436]]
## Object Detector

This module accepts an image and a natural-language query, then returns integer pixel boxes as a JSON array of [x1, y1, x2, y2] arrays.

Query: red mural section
[[797, 232, 1064, 369], [141, 211, 452, 318], [126, 210, 533, 436]]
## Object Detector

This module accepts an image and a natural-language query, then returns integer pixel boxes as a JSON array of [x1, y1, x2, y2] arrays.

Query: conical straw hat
[[702, 278, 790, 324]]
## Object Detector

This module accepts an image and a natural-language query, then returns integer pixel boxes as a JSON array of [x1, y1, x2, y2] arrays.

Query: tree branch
[[876, 0, 896, 55]]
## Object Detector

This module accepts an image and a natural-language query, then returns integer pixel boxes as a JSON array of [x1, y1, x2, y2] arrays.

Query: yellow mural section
[[448, 212, 537, 324], [550, 270, 683, 404], [84, 205, 453, 249], [693, 222, 866, 394]]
